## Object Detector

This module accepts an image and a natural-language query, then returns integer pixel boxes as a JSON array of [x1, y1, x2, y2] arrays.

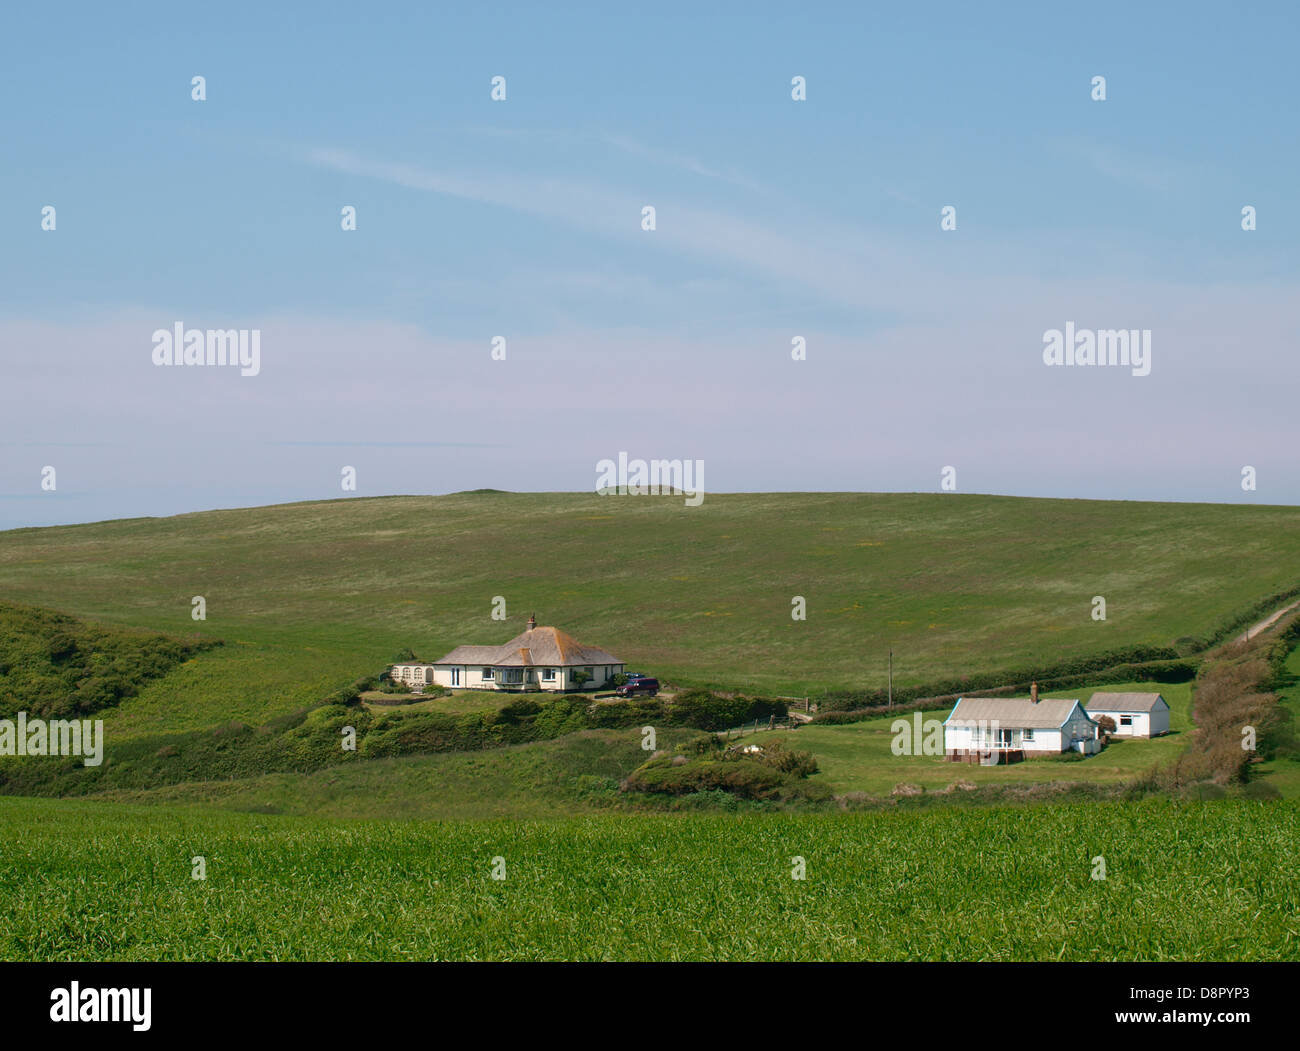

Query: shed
[[1085, 692, 1170, 738]]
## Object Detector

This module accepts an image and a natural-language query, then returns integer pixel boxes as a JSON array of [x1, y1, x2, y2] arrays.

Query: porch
[[945, 749, 1026, 765]]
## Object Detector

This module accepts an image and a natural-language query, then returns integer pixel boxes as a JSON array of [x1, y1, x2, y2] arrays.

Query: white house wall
[[1090, 707, 1169, 738], [942, 726, 1065, 753], [430, 663, 626, 692], [1022, 730, 1063, 753]]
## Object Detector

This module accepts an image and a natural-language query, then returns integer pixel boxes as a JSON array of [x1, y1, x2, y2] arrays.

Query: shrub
[[623, 758, 789, 800], [668, 689, 787, 731], [0, 601, 219, 720], [494, 698, 542, 724], [753, 740, 818, 777]]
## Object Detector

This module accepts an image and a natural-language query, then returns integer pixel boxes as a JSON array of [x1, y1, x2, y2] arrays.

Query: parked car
[[616, 676, 659, 697]]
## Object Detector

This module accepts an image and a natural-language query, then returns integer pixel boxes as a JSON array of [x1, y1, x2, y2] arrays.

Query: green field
[[1, 492, 1298, 737], [1, 796, 1294, 961]]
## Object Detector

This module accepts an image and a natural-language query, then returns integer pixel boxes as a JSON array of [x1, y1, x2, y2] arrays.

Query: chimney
[[527, 613, 536, 631], [1030, 681, 1039, 704]]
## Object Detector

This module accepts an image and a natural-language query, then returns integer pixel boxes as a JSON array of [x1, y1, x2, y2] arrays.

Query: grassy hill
[[1, 492, 1299, 737], [0, 601, 215, 720]]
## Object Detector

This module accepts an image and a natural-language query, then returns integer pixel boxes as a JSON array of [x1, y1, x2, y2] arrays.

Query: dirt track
[[1236, 600, 1300, 642]]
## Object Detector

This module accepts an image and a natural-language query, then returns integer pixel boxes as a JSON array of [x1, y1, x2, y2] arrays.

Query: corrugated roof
[[434, 626, 622, 668], [944, 697, 1088, 729], [1085, 692, 1168, 713]]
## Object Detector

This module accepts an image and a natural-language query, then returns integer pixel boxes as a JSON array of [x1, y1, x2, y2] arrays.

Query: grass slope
[[81, 728, 701, 820], [1, 493, 1298, 737], [0, 600, 214, 719], [2, 796, 1295, 961]]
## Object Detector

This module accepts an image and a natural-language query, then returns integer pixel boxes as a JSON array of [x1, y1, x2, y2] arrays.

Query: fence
[[719, 716, 799, 739]]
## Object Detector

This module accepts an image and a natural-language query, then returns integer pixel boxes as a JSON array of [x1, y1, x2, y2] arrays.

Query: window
[[1023, 728, 1034, 742], [542, 667, 556, 682], [482, 667, 494, 681], [1120, 715, 1133, 727], [450, 668, 461, 687]]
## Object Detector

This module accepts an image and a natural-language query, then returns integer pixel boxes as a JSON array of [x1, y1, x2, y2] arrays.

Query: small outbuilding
[[1085, 692, 1170, 738]]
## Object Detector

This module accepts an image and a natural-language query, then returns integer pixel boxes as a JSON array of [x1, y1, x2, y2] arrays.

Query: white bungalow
[[1085, 692, 1170, 738], [428, 614, 625, 693], [943, 683, 1101, 761]]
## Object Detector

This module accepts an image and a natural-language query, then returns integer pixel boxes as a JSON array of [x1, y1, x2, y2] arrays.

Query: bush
[[494, 698, 542, 724], [0, 601, 220, 721], [752, 740, 818, 777], [1146, 612, 1300, 790], [668, 689, 787, 731], [623, 758, 790, 800]]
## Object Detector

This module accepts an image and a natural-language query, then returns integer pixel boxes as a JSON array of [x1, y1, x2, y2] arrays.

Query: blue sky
[[2, 1, 1297, 527]]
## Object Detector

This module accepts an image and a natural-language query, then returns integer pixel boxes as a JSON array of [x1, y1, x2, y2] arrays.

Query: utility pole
[[888, 649, 893, 709]]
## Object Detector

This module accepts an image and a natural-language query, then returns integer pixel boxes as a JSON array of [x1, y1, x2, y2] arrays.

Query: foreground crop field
[[2, 797, 1296, 961], [0, 493, 1298, 734]]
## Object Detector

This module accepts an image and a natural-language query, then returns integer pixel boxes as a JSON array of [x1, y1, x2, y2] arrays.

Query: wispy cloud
[[1048, 137, 1189, 192], [301, 145, 920, 315], [603, 135, 765, 192]]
